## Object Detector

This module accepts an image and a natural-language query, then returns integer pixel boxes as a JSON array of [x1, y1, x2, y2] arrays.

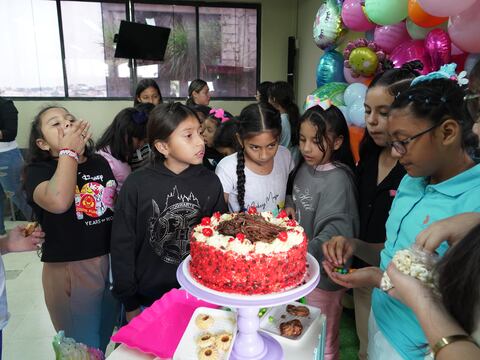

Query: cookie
[[198, 347, 218, 360], [195, 313, 214, 329], [197, 333, 215, 348], [23, 222, 38, 237], [279, 319, 303, 337], [286, 304, 310, 317], [215, 332, 233, 351]]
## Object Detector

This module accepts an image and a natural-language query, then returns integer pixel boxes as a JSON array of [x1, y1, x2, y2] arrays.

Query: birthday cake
[[189, 210, 308, 295]]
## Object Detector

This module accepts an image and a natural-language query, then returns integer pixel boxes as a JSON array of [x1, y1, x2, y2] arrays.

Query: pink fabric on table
[[111, 289, 219, 358], [307, 287, 346, 360]]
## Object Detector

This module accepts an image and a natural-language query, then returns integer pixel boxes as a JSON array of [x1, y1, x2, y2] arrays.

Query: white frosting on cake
[[193, 212, 305, 255]]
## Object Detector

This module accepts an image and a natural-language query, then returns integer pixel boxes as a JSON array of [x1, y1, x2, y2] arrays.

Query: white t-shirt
[[215, 145, 294, 213]]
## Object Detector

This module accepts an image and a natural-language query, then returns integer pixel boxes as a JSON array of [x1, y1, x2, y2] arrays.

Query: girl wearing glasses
[[323, 68, 480, 360], [329, 61, 422, 360]]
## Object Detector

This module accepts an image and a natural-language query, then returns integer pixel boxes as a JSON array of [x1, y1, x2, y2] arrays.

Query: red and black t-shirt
[[24, 155, 116, 262]]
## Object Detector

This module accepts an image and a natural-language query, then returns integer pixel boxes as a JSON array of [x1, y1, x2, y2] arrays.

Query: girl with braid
[[215, 103, 294, 213]]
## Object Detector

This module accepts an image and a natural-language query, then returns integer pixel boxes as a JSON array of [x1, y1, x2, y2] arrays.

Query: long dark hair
[[147, 102, 198, 162], [435, 223, 480, 334], [26, 105, 94, 164], [268, 81, 300, 146], [95, 105, 151, 162], [390, 78, 478, 152], [257, 81, 273, 104], [134, 79, 162, 105], [301, 105, 356, 173], [236, 103, 281, 211], [187, 103, 212, 123], [214, 119, 240, 152], [359, 61, 423, 160], [186, 79, 208, 106]]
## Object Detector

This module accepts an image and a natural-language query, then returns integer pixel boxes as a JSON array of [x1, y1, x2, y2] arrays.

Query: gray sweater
[[286, 163, 359, 290]]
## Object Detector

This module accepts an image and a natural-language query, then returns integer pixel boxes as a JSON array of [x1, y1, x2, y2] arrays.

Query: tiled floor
[[2, 221, 115, 359], [3, 221, 56, 360]]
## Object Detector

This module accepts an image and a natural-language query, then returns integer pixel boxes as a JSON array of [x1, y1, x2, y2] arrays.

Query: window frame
[[6, 0, 260, 101]]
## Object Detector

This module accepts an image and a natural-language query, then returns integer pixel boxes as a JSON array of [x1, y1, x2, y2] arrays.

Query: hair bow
[[304, 95, 332, 111], [132, 110, 148, 125], [411, 63, 469, 87], [209, 108, 230, 123]]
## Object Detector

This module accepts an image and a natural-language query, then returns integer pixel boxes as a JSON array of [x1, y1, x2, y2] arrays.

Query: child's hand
[[322, 236, 356, 266], [58, 119, 91, 155], [323, 261, 382, 289], [386, 263, 435, 311], [4, 225, 45, 253], [285, 207, 296, 220]]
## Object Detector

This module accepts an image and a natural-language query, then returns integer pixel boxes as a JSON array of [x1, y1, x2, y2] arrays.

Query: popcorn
[[381, 248, 437, 292]]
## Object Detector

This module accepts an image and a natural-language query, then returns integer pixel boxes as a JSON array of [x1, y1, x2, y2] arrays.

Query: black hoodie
[[111, 161, 227, 311]]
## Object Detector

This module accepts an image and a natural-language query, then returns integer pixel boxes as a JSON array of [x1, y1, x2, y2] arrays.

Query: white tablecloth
[[107, 314, 326, 360]]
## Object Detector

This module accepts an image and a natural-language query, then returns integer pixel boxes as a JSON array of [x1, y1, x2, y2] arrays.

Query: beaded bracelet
[[59, 148, 79, 162], [432, 334, 477, 358]]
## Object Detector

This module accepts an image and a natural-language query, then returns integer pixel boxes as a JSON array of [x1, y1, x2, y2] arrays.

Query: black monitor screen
[[114, 20, 170, 61]]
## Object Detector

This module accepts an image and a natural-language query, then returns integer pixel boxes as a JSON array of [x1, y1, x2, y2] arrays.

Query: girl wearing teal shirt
[[322, 69, 480, 359]]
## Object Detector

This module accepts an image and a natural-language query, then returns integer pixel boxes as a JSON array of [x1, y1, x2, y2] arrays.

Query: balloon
[[417, 0, 477, 17], [450, 46, 469, 72], [408, 0, 448, 28], [313, 0, 346, 50], [344, 83, 368, 107], [316, 50, 346, 88], [424, 29, 451, 70], [465, 53, 480, 74], [348, 47, 379, 77], [364, 0, 408, 26], [390, 39, 433, 75], [348, 99, 366, 127], [406, 18, 447, 40], [448, 1, 480, 53], [374, 22, 411, 53], [310, 82, 349, 108], [338, 106, 350, 123], [342, 0, 375, 32], [343, 66, 373, 85]]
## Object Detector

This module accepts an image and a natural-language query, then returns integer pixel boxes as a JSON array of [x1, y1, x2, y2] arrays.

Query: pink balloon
[[374, 22, 411, 53], [342, 0, 376, 32], [417, 0, 477, 17], [389, 40, 433, 75], [343, 66, 373, 85], [448, 1, 480, 53], [424, 29, 451, 70]]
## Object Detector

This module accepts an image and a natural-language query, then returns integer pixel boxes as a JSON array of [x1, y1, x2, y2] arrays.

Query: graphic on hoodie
[[148, 186, 200, 265]]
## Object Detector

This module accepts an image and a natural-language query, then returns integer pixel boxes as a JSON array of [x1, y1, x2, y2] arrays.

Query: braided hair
[[236, 103, 281, 211]]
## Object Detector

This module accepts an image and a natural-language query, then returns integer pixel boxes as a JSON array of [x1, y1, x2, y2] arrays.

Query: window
[[0, 0, 64, 96], [0, 1, 259, 99]]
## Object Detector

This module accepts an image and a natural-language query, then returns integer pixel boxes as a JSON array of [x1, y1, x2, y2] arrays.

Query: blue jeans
[[0, 148, 32, 233]]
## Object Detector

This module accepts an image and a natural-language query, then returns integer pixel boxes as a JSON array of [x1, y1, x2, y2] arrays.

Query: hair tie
[[304, 95, 332, 111], [440, 96, 447, 103], [209, 108, 229, 123], [132, 110, 148, 124], [411, 63, 469, 87]]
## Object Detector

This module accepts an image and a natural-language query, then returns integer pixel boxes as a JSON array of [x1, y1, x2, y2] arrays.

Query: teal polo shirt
[[372, 163, 480, 359]]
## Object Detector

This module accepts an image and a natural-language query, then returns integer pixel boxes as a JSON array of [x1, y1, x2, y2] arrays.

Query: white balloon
[[338, 106, 351, 124], [344, 83, 367, 107], [348, 100, 366, 127]]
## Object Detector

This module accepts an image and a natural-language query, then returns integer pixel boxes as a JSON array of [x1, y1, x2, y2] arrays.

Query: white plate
[[259, 301, 321, 341], [173, 307, 237, 360], [183, 253, 319, 302]]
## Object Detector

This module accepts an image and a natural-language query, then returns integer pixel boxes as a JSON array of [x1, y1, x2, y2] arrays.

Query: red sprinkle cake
[[189, 210, 308, 295]]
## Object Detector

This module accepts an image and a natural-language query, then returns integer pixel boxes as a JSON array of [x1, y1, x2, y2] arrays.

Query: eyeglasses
[[387, 122, 444, 155]]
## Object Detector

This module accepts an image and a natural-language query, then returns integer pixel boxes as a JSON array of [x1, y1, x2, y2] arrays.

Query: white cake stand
[[176, 253, 320, 360]]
